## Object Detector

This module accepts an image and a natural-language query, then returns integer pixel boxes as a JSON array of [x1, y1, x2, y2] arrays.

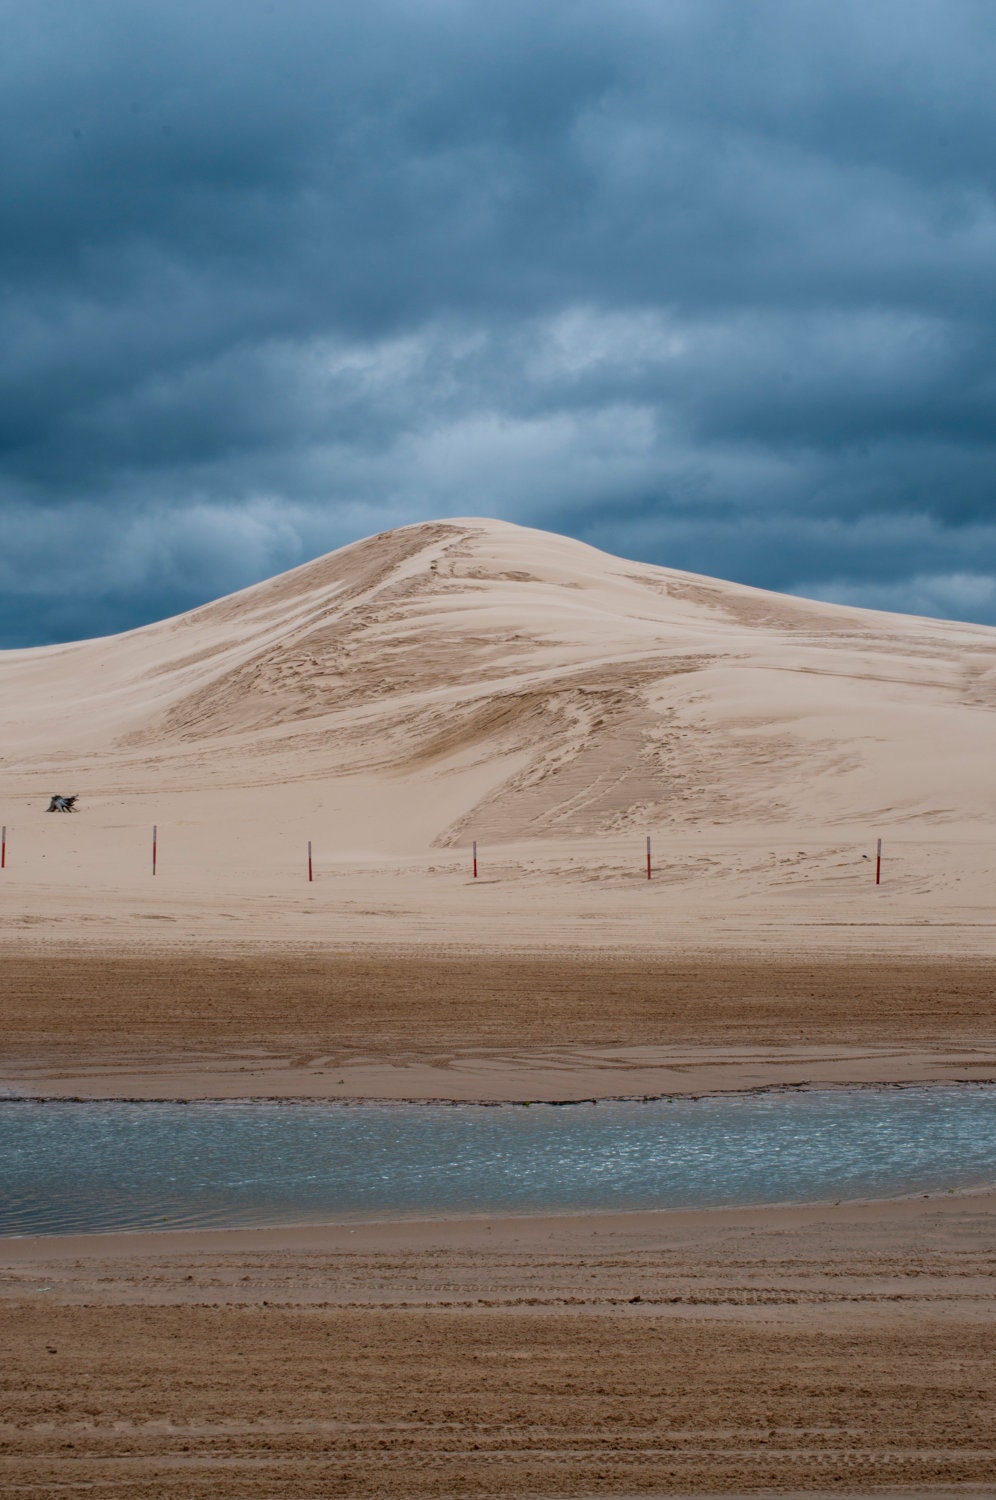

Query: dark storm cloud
[[3, 0, 996, 642]]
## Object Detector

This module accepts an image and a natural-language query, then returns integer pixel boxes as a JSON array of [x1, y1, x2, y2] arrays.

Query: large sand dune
[[3, 515, 996, 952], [5, 522, 996, 1499]]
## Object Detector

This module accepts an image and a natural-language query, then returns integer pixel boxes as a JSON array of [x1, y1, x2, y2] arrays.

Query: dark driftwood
[[46, 795, 78, 813]]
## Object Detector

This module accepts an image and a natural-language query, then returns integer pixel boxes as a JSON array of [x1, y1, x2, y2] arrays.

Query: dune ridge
[[2, 516, 996, 952]]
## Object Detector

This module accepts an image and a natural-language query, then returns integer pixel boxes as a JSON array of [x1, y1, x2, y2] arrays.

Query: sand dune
[[2, 516, 996, 952], [5, 523, 996, 1497]]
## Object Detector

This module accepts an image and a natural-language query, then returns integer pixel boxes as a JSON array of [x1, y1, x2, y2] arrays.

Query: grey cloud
[[3, 0, 996, 642]]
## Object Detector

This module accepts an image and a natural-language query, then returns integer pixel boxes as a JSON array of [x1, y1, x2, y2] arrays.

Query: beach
[[5, 943, 996, 1102], [3, 520, 996, 1493], [3, 939, 996, 1494], [3, 1190, 995, 1495]]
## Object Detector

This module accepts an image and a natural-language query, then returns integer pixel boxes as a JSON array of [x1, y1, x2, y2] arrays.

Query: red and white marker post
[[646, 834, 652, 880], [875, 837, 882, 886], [152, 824, 157, 876], [308, 840, 313, 883], [472, 840, 478, 879], [1, 825, 6, 870]]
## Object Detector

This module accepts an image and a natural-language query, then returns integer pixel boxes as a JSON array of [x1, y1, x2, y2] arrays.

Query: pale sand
[[3, 520, 996, 1494], [1, 517, 996, 960]]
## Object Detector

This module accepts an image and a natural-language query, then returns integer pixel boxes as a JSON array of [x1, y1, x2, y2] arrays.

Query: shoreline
[[4, 1180, 996, 1263], [5, 1069, 996, 1106], [7, 1042, 996, 1102]]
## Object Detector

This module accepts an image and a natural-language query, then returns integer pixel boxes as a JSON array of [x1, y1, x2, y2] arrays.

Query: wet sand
[[6, 945, 996, 1101], [2, 1193, 995, 1495], [4, 943, 996, 1493]]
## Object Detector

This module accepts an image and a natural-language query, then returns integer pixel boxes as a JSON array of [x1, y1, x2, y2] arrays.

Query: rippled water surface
[[1, 1086, 994, 1235]]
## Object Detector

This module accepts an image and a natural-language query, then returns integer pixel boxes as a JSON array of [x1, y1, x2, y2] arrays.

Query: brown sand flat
[[5, 946, 995, 1100], [2, 1195, 995, 1496], [3, 1308, 992, 1496]]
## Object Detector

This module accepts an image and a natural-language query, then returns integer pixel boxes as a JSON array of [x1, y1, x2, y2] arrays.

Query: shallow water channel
[[1, 1086, 994, 1236]]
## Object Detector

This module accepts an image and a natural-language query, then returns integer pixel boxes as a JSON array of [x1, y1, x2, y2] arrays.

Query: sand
[[4, 947, 996, 1101], [2, 516, 996, 958], [3, 519, 996, 1494], [3, 1194, 996, 1495]]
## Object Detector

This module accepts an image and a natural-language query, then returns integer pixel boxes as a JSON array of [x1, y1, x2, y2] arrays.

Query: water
[[1, 1086, 993, 1236]]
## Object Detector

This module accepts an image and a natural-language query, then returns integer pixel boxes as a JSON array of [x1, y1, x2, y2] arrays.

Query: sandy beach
[[2, 1191, 995, 1495], [3, 521, 996, 1493], [4, 951, 995, 1497], [5, 944, 996, 1102]]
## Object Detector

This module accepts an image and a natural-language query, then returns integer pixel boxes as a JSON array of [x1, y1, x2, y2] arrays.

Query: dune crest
[[3, 517, 996, 955], [4, 517, 995, 842]]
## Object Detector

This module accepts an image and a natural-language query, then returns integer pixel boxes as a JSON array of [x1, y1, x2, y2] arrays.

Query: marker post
[[646, 834, 652, 880], [472, 840, 478, 879], [875, 837, 882, 886], [1, 825, 6, 870], [308, 840, 313, 883], [152, 825, 157, 876]]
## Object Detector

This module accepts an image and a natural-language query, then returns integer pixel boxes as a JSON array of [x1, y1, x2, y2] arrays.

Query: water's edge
[[5, 1188, 996, 1248], [3, 1084, 994, 1238], [5, 1076, 995, 1107]]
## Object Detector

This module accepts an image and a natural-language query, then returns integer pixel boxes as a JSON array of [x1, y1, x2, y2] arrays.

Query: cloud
[[3, 0, 996, 641], [800, 570, 996, 622]]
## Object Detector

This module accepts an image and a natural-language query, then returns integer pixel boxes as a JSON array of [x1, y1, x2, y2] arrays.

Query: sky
[[3, 0, 996, 645]]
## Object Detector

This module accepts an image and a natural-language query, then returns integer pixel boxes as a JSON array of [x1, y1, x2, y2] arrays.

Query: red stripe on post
[[1, 825, 6, 870]]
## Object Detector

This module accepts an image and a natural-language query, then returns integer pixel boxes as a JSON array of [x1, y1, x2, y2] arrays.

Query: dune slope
[[2, 517, 996, 952]]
